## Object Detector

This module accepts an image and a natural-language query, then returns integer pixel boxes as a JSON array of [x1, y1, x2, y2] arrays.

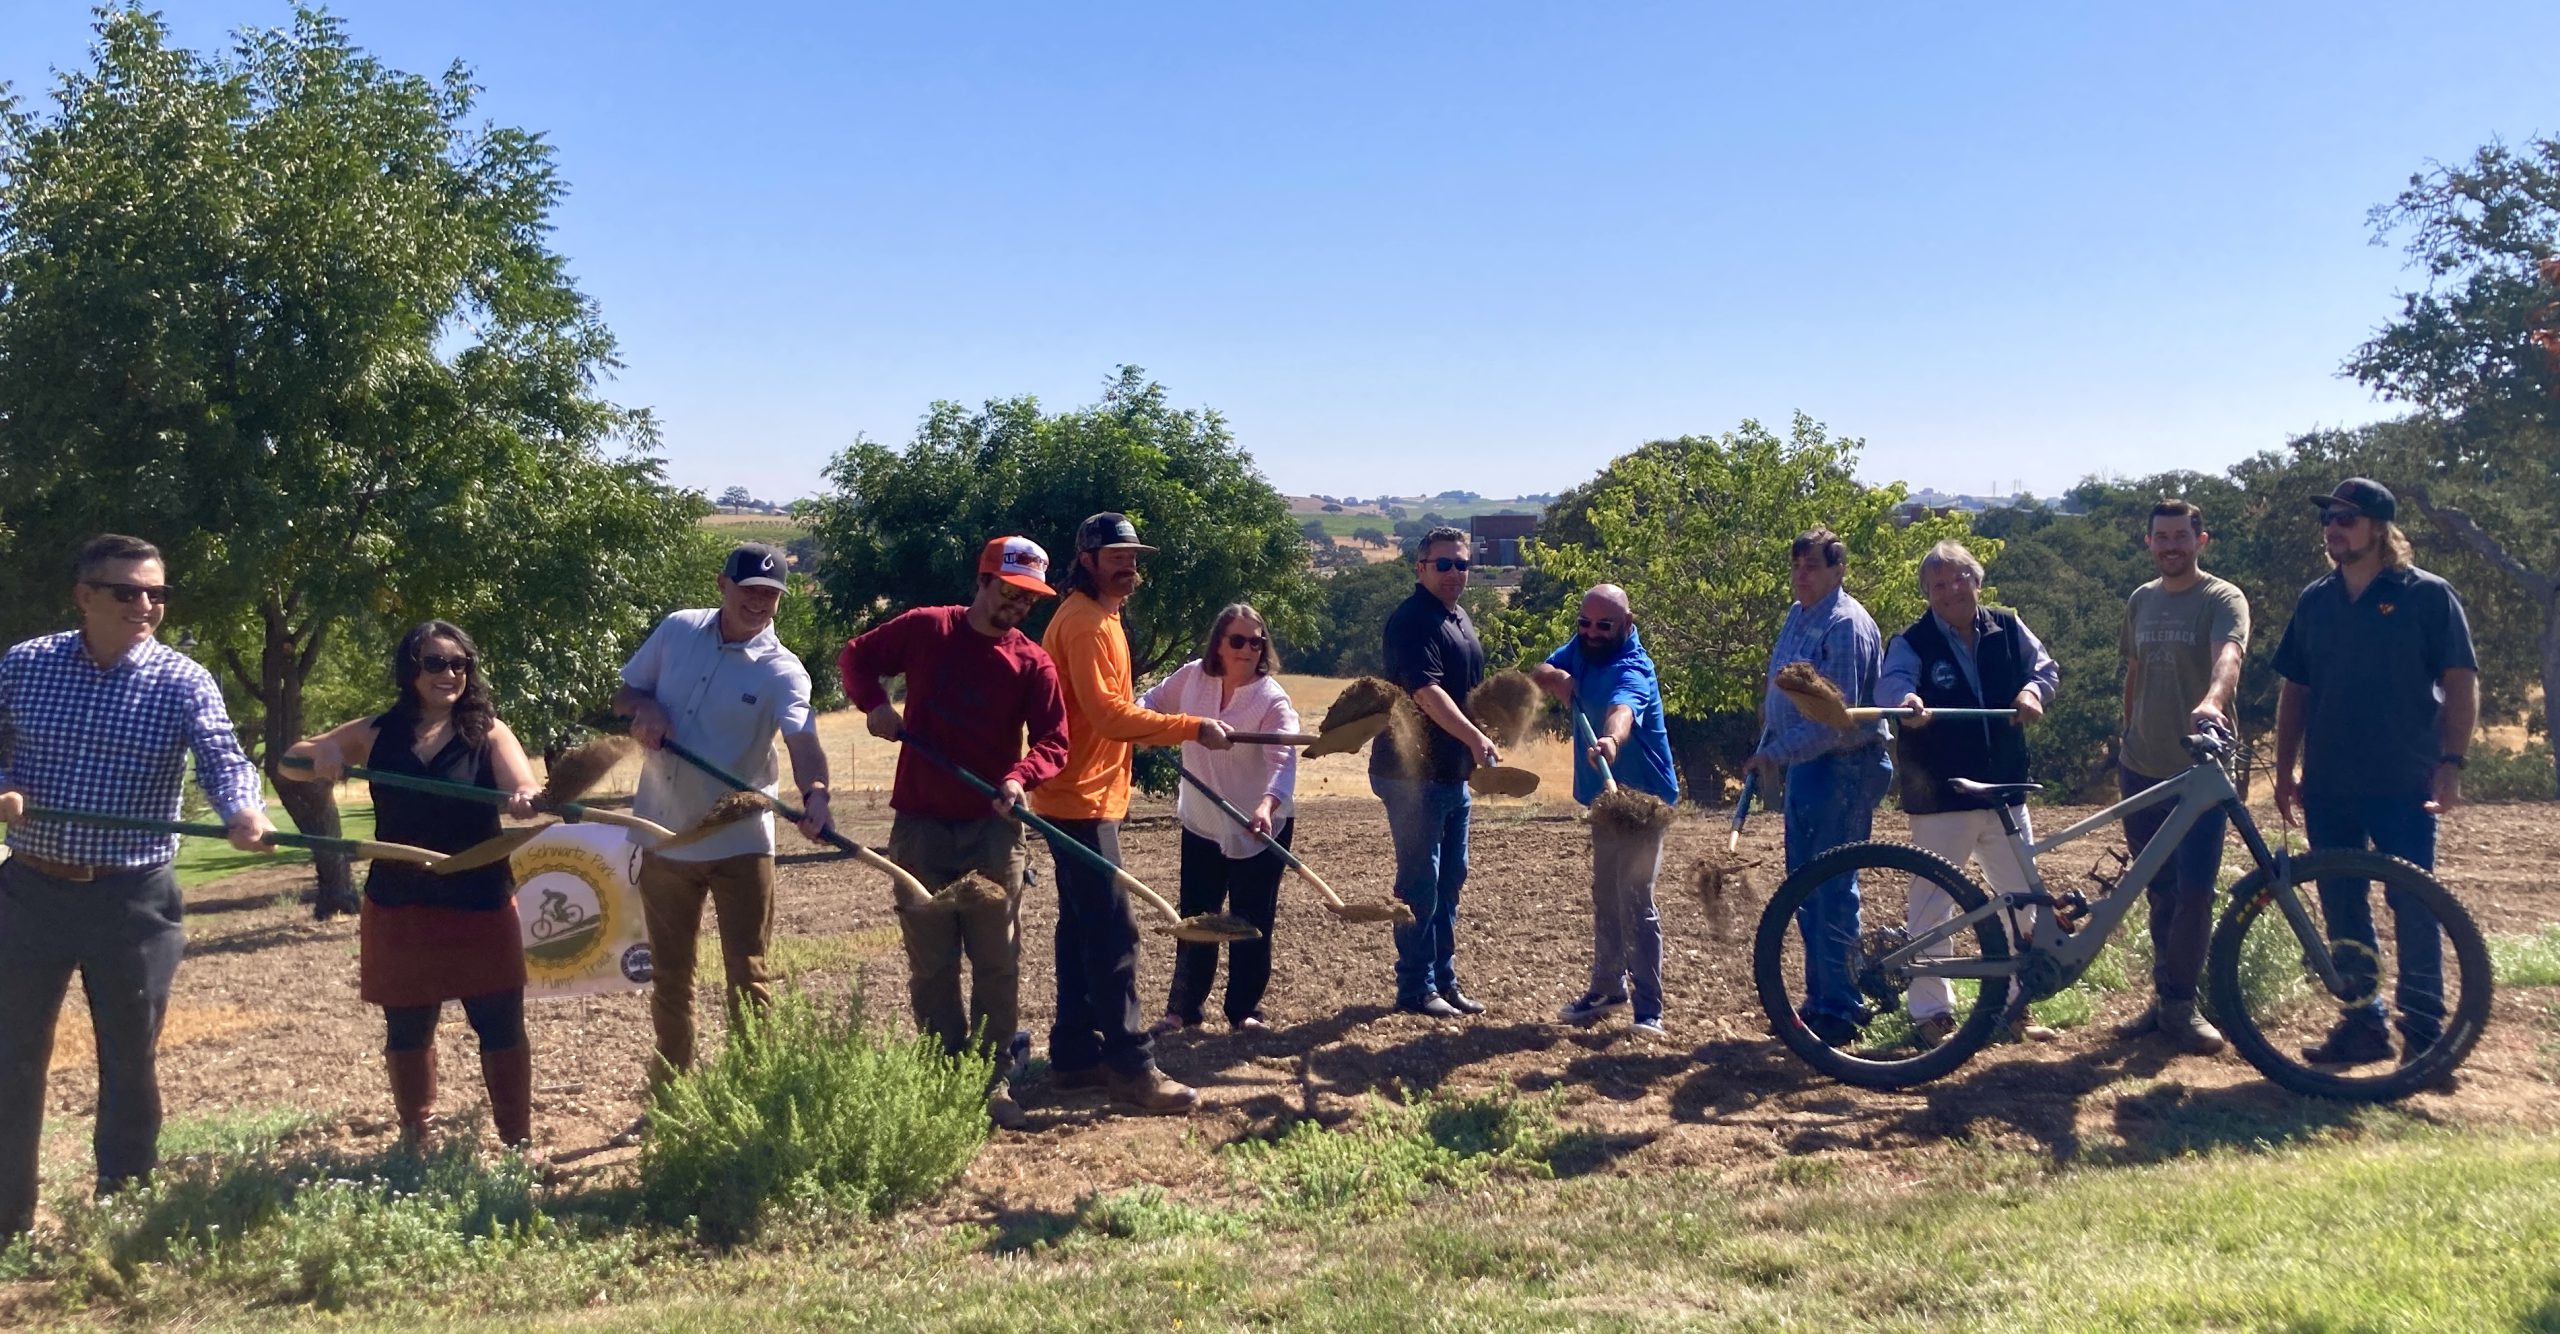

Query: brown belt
[[11, 853, 108, 882]]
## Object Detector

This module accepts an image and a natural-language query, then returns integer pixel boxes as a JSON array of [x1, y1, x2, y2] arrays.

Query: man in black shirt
[[2271, 478, 2478, 1068], [1372, 527, 1500, 1017]]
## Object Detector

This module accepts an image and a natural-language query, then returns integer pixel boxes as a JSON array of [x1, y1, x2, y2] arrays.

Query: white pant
[[1904, 806, 2038, 1021]]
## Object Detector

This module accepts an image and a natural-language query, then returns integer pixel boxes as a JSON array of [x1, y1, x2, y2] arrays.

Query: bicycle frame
[[1872, 751, 2341, 998]]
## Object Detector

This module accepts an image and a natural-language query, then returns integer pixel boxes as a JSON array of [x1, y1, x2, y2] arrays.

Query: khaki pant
[[638, 851, 775, 1083], [886, 813, 1026, 1067]]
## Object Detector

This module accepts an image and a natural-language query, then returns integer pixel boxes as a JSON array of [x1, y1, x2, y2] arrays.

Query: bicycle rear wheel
[[1752, 840, 2013, 1089], [2207, 849, 2491, 1101]]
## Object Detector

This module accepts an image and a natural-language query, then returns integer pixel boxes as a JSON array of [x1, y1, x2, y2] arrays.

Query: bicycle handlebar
[[2178, 718, 2236, 765]]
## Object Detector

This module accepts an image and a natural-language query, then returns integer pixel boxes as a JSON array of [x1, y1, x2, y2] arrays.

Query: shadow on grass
[[983, 1205, 1080, 1255], [183, 920, 327, 960]]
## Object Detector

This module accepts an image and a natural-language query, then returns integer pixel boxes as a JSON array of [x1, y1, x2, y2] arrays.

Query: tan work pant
[[638, 850, 775, 1083], [886, 813, 1026, 1068]]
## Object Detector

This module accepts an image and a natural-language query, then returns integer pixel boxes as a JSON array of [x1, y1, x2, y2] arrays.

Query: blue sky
[[4, 2, 2555, 503]]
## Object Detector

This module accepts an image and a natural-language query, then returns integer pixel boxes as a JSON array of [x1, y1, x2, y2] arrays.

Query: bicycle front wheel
[[2208, 849, 2491, 1102], [1752, 840, 2014, 1089]]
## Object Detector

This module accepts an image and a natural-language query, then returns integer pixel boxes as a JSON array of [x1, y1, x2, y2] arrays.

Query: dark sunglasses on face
[[2320, 510, 2363, 528], [420, 654, 475, 675], [1224, 633, 1267, 651], [1576, 618, 1617, 632], [1430, 557, 1471, 573], [86, 581, 174, 605]]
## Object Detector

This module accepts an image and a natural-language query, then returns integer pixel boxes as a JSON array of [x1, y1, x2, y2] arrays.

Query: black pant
[[1042, 819, 1151, 1077], [1166, 823, 1290, 1025], [384, 991, 527, 1053], [0, 859, 186, 1237], [2119, 766, 2228, 1006]]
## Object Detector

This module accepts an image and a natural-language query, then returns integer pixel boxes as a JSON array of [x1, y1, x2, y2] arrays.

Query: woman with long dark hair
[[1138, 604, 1298, 1033], [287, 621, 542, 1153]]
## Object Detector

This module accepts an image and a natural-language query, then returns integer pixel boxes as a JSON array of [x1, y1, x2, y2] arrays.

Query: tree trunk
[[2405, 485, 2560, 799], [2542, 602, 2560, 799], [255, 609, 351, 899]]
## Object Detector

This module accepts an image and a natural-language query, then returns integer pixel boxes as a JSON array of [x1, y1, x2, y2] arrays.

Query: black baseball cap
[[722, 543, 790, 590], [1075, 512, 1158, 555], [2308, 478, 2396, 524]]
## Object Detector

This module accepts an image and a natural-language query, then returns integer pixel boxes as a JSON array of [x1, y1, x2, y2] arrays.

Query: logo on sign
[[513, 840, 624, 976]]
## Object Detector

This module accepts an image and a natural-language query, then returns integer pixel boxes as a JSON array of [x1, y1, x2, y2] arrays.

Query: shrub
[[2465, 742, 2556, 802], [640, 986, 992, 1245]]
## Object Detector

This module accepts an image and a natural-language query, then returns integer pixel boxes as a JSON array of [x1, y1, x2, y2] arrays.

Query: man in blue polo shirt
[[2271, 478, 2478, 1068], [1374, 526, 1501, 1019], [1533, 584, 1680, 1038]]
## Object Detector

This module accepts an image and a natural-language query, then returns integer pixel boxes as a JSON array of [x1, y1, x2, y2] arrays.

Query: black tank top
[[362, 711, 514, 911]]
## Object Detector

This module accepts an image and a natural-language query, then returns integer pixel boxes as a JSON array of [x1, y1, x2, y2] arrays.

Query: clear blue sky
[[5, 2, 2556, 503]]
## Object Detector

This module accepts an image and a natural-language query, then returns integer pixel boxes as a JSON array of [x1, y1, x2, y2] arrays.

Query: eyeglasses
[[1575, 618, 1617, 632], [2320, 510, 2363, 528], [1224, 633, 1267, 651], [1430, 557, 1472, 573], [420, 654, 475, 675], [85, 581, 174, 605]]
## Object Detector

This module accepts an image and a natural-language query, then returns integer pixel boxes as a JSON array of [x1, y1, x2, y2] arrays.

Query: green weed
[[2490, 924, 2560, 987], [1225, 1087, 1564, 1218]]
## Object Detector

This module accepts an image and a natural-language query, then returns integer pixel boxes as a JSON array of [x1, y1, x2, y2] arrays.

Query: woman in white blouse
[[1140, 603, 1299, 1033]]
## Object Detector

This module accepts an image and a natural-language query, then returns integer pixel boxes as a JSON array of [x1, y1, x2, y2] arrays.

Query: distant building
[[1470, 513, 1539, 567]]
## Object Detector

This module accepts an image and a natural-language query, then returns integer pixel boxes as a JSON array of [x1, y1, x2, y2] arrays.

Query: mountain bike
[[1751, 723, 2491, 1101]]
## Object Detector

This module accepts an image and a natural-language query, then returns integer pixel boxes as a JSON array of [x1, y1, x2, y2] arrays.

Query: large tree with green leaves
[[1521, 414, 1978, 797], [806, 367, 1314, 678], [2346, 134, 2560, 792], [0, 7, 704, 892]]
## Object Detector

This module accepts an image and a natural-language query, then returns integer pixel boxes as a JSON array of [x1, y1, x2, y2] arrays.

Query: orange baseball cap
[[978, 535, 1055, 596]]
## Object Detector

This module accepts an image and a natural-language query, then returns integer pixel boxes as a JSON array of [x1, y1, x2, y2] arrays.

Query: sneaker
[[2300, 1017, 2394, 1066], [1800, 1011, 1860, 1048], [608, 1114, 649, 1148], [1232, 1015, 1270, 1033], [1910, 1013, 1958, 1049], [2110, 1004, 2161, 1042], [1048, 1064, 1110, 1092], [2157, 1001, 2227, 1056], [1557, 992, 1631, 1026], [1107, 1066, 1199, 1115], [1146, 1013, 1197, 1038], [1438, 988, 1487, 1016], [1397, 996, 1463, 1019], [1628, 1017, 1669, 1040], [985, 1088, 1027, 1131]]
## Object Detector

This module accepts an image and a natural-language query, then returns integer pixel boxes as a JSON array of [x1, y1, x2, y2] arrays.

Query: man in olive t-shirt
[[2115, 499, 2248, 1056]]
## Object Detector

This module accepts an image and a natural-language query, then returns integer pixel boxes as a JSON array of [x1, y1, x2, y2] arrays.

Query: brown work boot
[[2157, 1001, 2228, 1056], [1048, 1064, 1109, 1092], [1107, 1065, 1198, 1115], [481, 1044, 537, 1154], [386, 1048, 438, 1146], [2111, 1003, 2160, 1041], [986, 1087, 1028, 1131]]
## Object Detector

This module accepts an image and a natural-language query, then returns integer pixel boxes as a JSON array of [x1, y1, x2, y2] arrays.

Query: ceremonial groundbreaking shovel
[[653, 738, 931, 912], [0, 795, 445, 867], [1169, 760, 1411, 925]]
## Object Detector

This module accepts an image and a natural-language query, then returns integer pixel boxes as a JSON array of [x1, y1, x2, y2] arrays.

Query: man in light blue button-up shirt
[[1751, 529, 1893, 1047]]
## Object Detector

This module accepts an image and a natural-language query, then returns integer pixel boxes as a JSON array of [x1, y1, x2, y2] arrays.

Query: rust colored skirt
[[359, 898, 529, 1008]]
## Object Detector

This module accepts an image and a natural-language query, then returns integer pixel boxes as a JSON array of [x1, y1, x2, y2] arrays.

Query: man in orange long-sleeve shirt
[[1032, 513, 1233, 1114]]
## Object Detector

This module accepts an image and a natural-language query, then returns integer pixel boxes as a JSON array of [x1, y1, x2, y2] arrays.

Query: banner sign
[[513, 822, 653, 999]]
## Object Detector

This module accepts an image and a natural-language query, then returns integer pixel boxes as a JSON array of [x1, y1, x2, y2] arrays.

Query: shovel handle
[[20, 805, 440, 864], [1225, 731, 1320, 746], [895, 733, 1181, 926], [1570, 713, 1620, 794], [279, 755, 514, 807], [1861, 707, 2016, 721], [655, 738, 872, 864], [1168, 759, 1325, 887]]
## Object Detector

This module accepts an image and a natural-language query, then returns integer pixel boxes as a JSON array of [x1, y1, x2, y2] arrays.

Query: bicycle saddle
[[1949, 778, 2043, 804]]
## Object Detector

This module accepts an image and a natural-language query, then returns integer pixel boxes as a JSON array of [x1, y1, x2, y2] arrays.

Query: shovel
[[1573, 713, 1673, 834], [5, 800, 445, 867], [894, 734, 1258, 945], [1775, 663, 2014, 728], [276, 755, 677, 843], [652, 738, 931, 913], [1169, 760, 1411, 925]]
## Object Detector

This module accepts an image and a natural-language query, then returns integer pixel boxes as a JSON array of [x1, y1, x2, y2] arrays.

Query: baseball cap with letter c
[[723, 543, 790, 591], [979, 535, 1055, 596]]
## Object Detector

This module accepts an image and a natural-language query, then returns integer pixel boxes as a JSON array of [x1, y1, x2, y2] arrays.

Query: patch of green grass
[[1225, 1087, 1564, 1218], [173, 802, 377, 889], [1076, 1186, 1251, 1242], [157, 1106, 324, 1160], [763, 927, 900, 981], [1771, 1154, 1843, 1188], [2490, 924, 2560, 987]]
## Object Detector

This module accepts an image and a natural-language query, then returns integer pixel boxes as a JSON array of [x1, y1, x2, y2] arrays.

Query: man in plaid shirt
[[0, 534, 272, 1238]]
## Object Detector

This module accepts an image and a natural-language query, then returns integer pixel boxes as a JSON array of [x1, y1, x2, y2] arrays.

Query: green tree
[[0, 8, 703, 892], [1521, 414, 1977, 797], [2346, 135, 2560, 793], [805, 367, 1315, 678]]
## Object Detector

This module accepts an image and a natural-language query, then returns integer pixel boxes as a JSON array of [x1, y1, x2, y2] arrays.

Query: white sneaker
[[1628, 1017, 1669, 1040]]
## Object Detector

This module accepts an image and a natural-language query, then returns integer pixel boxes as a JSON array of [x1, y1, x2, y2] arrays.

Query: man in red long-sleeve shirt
[[839, 536, 1070, 1131]]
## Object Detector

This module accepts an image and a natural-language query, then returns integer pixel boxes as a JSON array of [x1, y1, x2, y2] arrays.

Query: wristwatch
[[2437, 754, 2467, 770]]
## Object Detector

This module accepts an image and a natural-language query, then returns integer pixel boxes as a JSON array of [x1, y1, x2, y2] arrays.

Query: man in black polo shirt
[[1878, 539, 2060, 1046], [2271, 478, 2478, 1068], [1373, 526, 1500, 1018]]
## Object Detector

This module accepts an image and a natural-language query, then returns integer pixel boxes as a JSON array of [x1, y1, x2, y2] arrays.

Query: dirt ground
[[29, 786, 2560, 1223]]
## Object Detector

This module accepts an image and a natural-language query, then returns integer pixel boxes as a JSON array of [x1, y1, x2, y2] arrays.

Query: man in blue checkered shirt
[[0, 534, 271, 1238]]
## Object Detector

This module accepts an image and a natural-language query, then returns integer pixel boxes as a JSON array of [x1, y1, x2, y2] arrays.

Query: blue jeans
[[1373, 776, 1470, 1006], [1785, 746, 1893, 1023], [2120, 766, 2229, 1005], [2302, 793, 2443, 1045]]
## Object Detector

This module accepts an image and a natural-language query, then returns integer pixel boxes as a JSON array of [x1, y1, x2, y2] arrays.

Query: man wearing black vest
[[1878, 540, 2060, 1047]]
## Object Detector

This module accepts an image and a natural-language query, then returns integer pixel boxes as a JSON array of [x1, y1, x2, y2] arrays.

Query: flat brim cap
[[1076, 512, 1159, 554], [2306, 477, 2396, 524], [723, 542, 791, 589]]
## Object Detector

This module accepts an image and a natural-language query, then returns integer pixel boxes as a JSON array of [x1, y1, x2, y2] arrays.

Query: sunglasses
[[2320, 510, 2364, 528], [1576, 618, 1618, 632], [1224, 633, 1267, 651], [1429, 557, 1472, 573], [419, 654, 475, 675], [85, 581, 174, 605]]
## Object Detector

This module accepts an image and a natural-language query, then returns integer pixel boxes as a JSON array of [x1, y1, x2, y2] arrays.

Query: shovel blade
[[1301, 712, 1390, 758], [1326, 901, 1413, 925], [430, 825, 551, 874], [1467, 765, 1541, 798]]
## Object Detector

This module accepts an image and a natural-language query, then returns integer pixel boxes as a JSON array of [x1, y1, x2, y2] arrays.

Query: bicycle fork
[[2227, 801, 2355, 1001]]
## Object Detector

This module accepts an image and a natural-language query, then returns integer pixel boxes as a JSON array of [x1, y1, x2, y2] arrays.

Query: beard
[[1107, 567, 1141, 595]]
